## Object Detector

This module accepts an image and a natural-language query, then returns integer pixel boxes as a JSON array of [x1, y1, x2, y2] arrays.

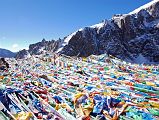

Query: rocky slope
[[17, 0, 159, 63], [0, 48, 16, 58]]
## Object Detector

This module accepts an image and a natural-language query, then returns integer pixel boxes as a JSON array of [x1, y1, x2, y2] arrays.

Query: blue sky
[[0, 0, 151, 52]]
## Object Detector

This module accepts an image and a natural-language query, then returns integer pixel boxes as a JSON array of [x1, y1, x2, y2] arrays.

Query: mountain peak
[[42, 38, 46, 43]]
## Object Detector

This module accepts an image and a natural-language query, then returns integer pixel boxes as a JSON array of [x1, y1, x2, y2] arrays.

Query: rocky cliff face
[[57, 0, 159, 63], [17, 0, 159, 63]]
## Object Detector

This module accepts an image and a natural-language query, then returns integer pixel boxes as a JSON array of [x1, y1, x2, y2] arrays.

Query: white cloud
[[12, 44, 19, 49], [11, 44, 20, 52], [10, 44, 29, 52]]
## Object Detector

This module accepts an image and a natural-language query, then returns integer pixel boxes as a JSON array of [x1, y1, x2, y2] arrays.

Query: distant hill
[[0, 48, 16, 58]]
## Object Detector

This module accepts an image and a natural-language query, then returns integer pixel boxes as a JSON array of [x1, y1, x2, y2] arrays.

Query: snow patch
[[38, 47, 45, 52], [56, 31, 78, 53], [78, 28, 83, 31], [64, 32, 77, 45], [24, 52, 31, 59], [90, 22, 105, 29]]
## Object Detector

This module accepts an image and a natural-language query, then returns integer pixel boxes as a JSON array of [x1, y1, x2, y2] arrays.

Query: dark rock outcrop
[[0, 58, 9, 70]]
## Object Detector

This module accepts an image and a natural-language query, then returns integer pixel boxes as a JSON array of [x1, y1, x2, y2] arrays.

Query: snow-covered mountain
[[57, 0, 159, 63], [17, 0, 159, 63], [0, 48, 16, 58]]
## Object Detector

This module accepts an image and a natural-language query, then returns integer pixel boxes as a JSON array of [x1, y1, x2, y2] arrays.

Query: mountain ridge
[[16, 0, 159, 64], [57, 0, 159, 63], [0, 48, 16, 58], [15, 39, 63, 59]]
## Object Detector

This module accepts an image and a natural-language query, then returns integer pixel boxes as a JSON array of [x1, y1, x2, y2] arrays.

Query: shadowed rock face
[[16, 1, 159, 63], [58, 0, 159, 63]]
